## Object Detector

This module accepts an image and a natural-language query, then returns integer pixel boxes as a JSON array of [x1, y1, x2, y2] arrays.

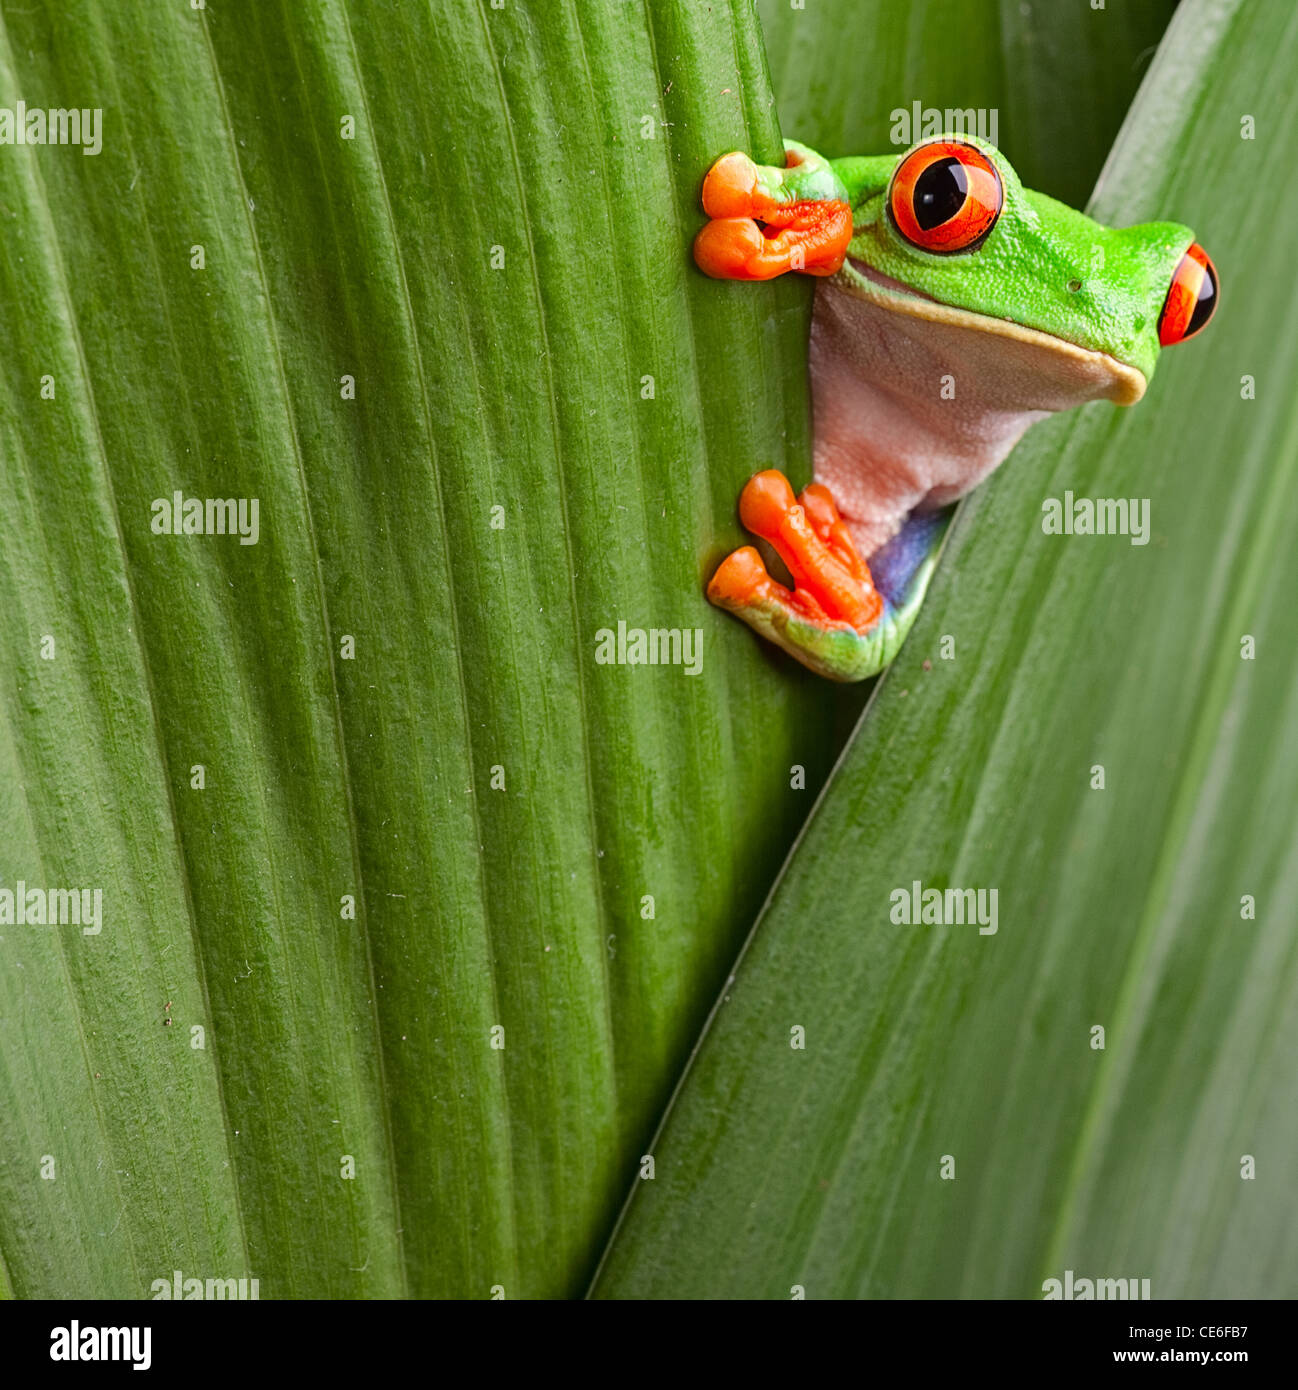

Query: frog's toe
[[709, 544, 823, 619], [708, 544, 822, 640], [701, 152, 772, 220], [781, 201, 854, 276], [694, 217, 775, 281]]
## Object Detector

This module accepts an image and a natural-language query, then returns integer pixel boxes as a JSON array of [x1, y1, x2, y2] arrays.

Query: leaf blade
[[593, 0, 1298, 1300], [0, 0, 839, 1297]]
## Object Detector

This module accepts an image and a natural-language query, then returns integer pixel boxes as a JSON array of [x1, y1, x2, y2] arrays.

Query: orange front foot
[[709, 471, 883, 636], [709, 472, 951, 682], [693, 143, 852, 281]]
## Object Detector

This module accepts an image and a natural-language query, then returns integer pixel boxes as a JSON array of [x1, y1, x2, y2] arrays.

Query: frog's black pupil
[[1188, 259, 1217, 336], [914, 157, 968, 230]]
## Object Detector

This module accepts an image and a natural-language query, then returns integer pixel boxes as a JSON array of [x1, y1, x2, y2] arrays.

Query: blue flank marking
[[867, 508, 953, 611]]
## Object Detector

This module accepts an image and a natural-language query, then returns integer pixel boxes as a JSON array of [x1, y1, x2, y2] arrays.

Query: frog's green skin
[[700, 137, 1213, 682]]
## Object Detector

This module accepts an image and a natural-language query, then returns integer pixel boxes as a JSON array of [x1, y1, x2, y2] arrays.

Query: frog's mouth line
[[841, 257, 1147, 406]]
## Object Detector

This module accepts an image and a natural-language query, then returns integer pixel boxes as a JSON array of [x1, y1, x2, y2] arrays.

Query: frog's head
[[838, 135, 1218, 405]]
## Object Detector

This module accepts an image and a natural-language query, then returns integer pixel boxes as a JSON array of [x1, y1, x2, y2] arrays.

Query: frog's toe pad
[[707, 545, 775, 612], [737, 470, 798, 536], [693, 218, 775, 281], [701, 152, 768, 219]]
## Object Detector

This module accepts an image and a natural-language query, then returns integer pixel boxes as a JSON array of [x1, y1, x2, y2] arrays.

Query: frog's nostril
[[1158, 242, 1217, 346], [1067, 278, 1083, 293]]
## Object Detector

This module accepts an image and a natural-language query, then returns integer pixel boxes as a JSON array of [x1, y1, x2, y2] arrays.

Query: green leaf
[[0, 0, 842, 1298], [593, 0, 1298, 1299], [758, 0, 1178, 208]]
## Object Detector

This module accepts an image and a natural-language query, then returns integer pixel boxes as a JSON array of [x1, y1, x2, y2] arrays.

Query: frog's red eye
[[1158, 243, 1218, 346], [889, 141, 1003, 254]]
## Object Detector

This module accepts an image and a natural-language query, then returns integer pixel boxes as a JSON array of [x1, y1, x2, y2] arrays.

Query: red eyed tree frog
[[695, 136, 1217, 681]]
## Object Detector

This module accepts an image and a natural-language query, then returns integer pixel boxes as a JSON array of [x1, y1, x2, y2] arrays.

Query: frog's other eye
[[889, 141, 1003, 254], [1158, 242, 1218, 346]]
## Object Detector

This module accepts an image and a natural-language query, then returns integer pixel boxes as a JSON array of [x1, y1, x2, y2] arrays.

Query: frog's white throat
[[809, 273, 1146, 557]]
